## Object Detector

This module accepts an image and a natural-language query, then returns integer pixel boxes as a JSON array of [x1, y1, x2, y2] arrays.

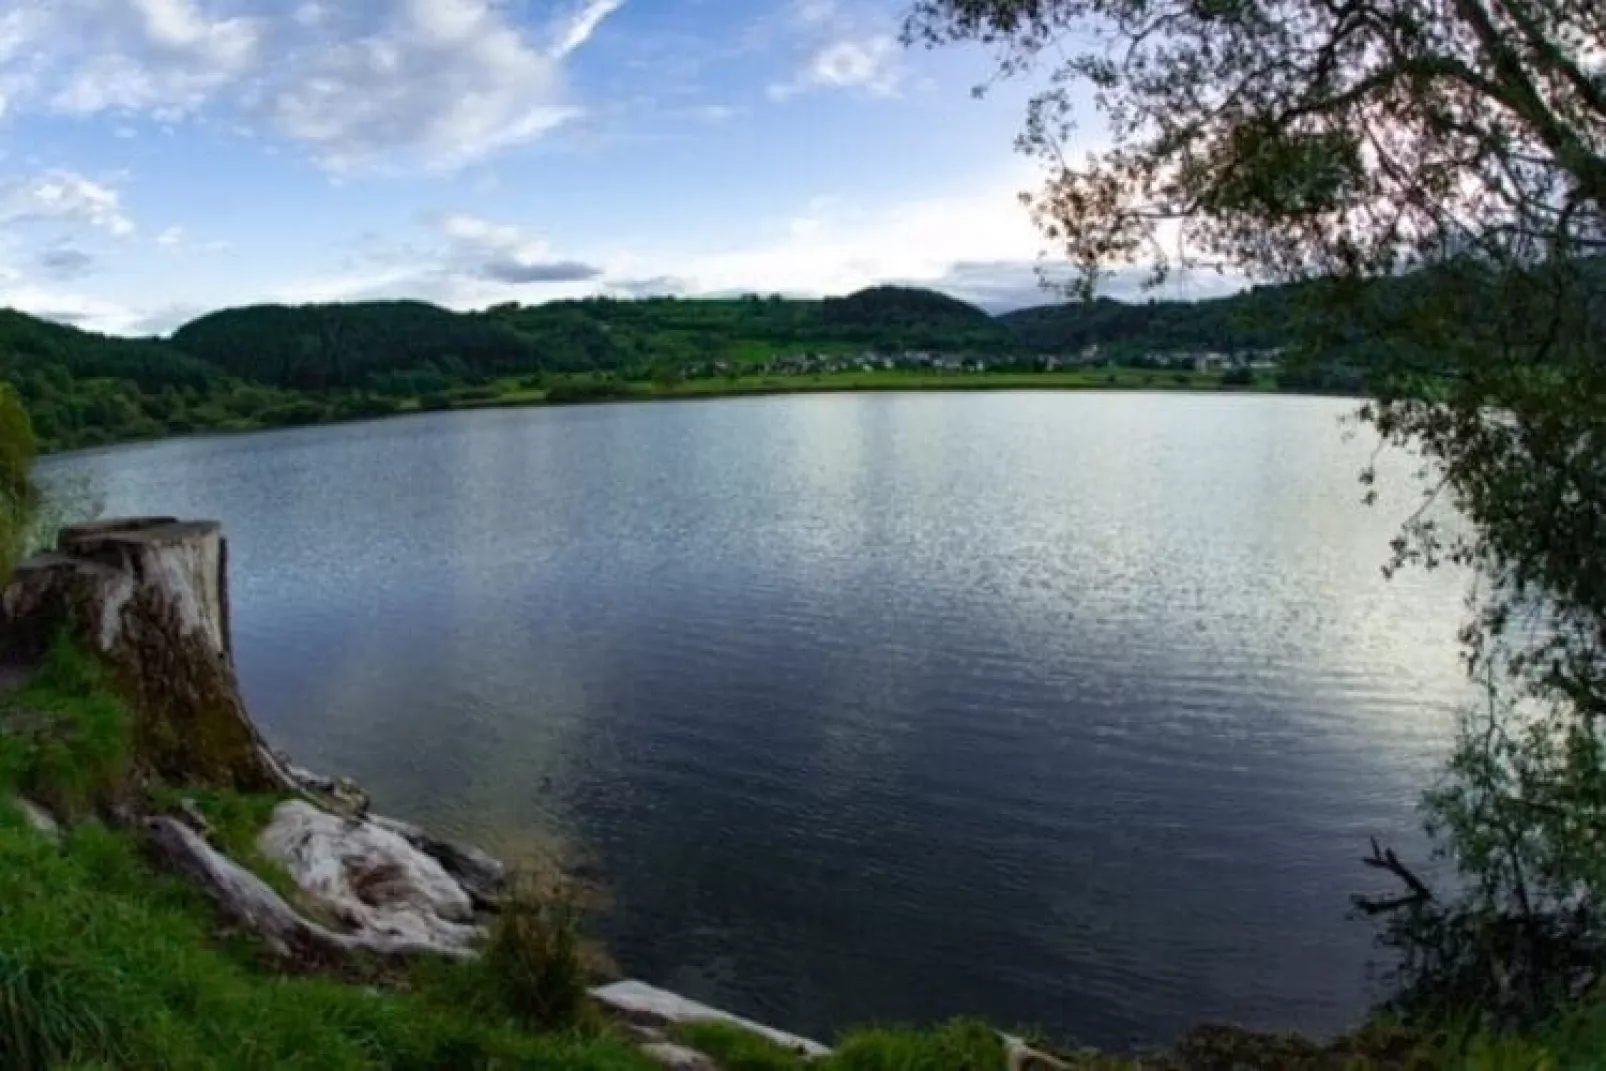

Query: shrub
[[447, 386, 500, 403], [256, 399, 328, 427], [418, 393, 452, 412], [544, 382, 632, 404], [483, 874, 587, 1032]]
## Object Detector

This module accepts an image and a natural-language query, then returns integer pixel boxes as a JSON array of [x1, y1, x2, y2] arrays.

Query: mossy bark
[[0, 517, 290, 791]]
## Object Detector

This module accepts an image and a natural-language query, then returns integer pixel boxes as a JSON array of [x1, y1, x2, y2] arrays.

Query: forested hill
[[0, 281, 1347, 451]]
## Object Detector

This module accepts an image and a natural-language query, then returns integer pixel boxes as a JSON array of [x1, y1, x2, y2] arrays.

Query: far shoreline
[[36, 371, 1364, 460]]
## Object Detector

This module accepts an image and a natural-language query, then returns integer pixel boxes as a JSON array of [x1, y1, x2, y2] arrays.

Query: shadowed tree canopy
[[905, 0, 1605, 284], [908, 0, 1606, 1025]]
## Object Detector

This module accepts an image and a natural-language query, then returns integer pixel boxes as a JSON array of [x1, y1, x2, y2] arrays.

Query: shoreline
[[37, 374, 1361, 460]]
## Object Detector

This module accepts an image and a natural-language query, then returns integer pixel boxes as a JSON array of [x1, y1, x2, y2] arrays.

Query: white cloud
[[49, 0, 262, 119], [792, 0, 839, 25], [291, 2, 329, 29], [667, 169, 1042, 296], [552, 0, 626, 59], [156, 224, 185, 248], [689, 103, 744, 123], [268, 0, 582, 171], [0, 0, 621, 172], [770, 36, 903, 100], [0, 280, 147, 333], [438, 213, 602, 283], [0, 171, 135, 237]]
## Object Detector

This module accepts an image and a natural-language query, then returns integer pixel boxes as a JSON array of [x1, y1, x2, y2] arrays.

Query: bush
[[483, 874, 587, 1032], [1220, 366, 1255, 387], [417, 393, 452, 412], [544, 382, 632, 404], [0, 387, 38, 582], [256, 399, 328, 427], [331, 394, 400, 420], [447, 386, 500, 403]]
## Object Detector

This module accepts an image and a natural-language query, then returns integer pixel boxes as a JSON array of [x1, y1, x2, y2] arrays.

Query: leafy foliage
[[172, 300, 533, 391], [482, 873, 588, 1032], [0, 387, 38, 579]]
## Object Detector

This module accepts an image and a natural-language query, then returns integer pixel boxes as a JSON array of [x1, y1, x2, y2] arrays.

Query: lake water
[[42, 391, 1470, 1050]]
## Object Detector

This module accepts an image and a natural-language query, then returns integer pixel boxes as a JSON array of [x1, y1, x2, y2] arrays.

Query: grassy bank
[[40, 367, 1299, 456], [3, 640, 1601, 1069], [446, 368, 1282, 411]]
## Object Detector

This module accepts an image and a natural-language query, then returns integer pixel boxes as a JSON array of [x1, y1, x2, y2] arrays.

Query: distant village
[[681, 346, 1285, 379]]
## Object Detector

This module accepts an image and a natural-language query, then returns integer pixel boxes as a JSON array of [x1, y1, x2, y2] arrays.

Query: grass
[[0, 639, 130, 821], [671, 1018, 1008, 1071], [481, 873, 590, 1032], [0, 807, 657, 1069], [144, 783, 309, 909], [0, 639, 655, 1070]]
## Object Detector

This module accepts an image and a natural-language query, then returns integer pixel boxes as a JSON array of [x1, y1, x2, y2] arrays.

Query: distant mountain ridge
[[0, 279, 1341, 450]]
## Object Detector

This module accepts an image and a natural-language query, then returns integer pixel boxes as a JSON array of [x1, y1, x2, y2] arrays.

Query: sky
[[0, 0, 1236, 337]]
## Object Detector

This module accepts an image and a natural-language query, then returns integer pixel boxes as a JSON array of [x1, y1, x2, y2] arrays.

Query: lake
[[42, 391, 1469, 1050]]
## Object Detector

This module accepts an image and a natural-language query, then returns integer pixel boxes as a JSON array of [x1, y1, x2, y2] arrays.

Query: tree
[[0, 387, 37, 580], [907, 0, 1606, 1026]]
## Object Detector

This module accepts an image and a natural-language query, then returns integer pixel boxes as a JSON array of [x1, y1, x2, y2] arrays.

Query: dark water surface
[[43, 392, 1469, 1049]]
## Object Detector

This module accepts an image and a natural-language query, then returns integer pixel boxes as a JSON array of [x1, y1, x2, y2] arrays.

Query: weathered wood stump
[[1, 518, 506, 964], [0, 517, 294, 791]]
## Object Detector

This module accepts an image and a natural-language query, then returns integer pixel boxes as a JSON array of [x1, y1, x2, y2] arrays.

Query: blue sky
[[0, 0, 1222, 335]]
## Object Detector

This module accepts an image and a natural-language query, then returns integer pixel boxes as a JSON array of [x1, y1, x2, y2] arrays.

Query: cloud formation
[[0, 172, 135, 237], [0, 0, 626, 171], [34, 245, 98, 280], [269, 0, 581, 172], [766, 1, 905, 101], [439, 213, 603, 284], [770, 36, 902, 100], [552, 0, 626, 59]]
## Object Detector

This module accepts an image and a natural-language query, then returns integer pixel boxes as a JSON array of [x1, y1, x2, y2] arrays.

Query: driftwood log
[[0, 518, 299, 792], [146, 815, 474, 966]]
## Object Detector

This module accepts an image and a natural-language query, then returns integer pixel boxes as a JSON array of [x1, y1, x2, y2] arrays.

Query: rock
[[1002, 1034, 1072, 1071], [369, 813, 507, 910], [258, 800, 481, 951], [591, 980, 830, 1059], [13, 797, 59, 839], [639, 1041, 720, 1070], [287, 764, 336, 794]]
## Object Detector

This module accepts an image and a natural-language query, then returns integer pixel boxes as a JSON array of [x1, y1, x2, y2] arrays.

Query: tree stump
[[0, 517, 294, 791]]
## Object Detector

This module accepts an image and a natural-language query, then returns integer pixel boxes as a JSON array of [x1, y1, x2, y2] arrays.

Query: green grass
[[672, 1018, 1009, 1071], [143, 784, 314, 913], [0, 806, 656, 1069], [0, 639, 130, 820], [0, 642, 654, 1070]]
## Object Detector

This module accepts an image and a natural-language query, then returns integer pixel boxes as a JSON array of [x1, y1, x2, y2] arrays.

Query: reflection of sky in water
[[41, 393, 1472, 1049]]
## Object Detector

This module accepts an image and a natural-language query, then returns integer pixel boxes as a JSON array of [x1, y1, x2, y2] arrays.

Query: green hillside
[[0, 280, 1388, 451], [172, 300, 534, 391]]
